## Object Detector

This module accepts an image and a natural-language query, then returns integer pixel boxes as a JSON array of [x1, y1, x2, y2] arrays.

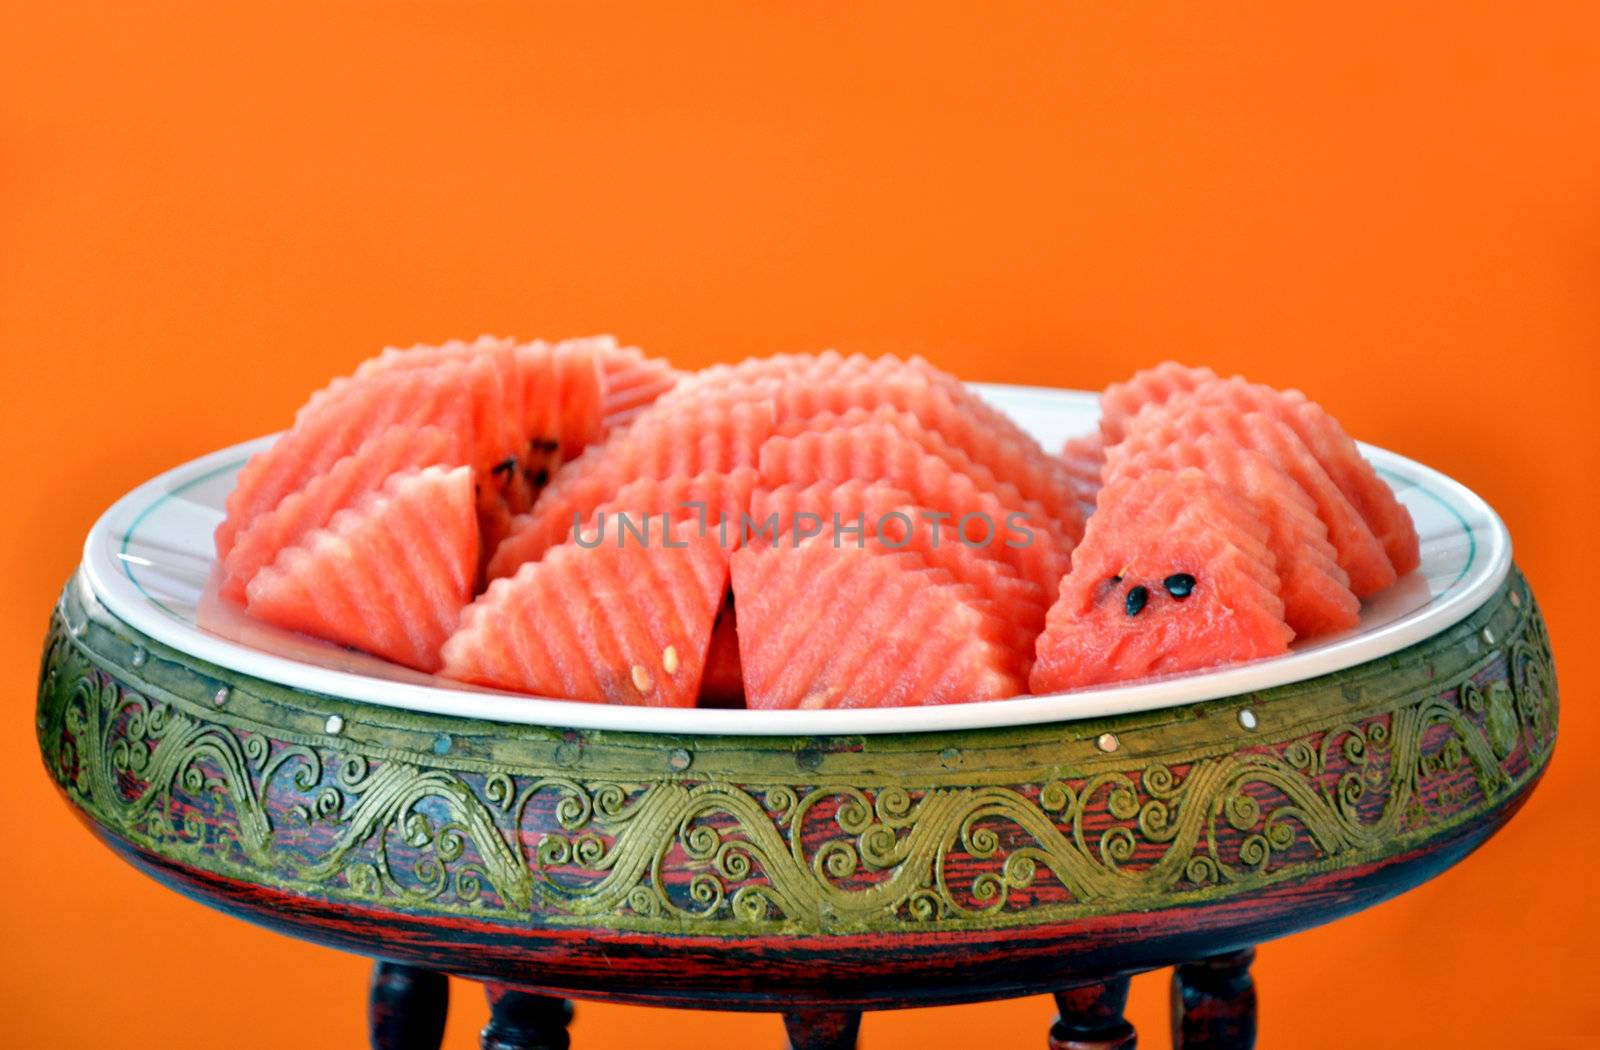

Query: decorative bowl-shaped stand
[[35, 384, 1556, 1047], [37, 565, 1556, 1049]]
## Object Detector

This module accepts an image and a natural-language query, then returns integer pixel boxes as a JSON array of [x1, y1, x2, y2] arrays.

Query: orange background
[[3, 4, 1598, 1047]]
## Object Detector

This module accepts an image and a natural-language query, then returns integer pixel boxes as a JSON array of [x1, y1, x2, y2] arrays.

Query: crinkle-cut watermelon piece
[[730, 538, 1023, 709], [1029, 469, 1292, 693], [774, 405, 1076, 544], [573, 468, 758, 560], [773, 374, 1084, 539], [1173, 377, 1420, 577], [1109, 402, 1396, 598], [657, 350, 894, 405], [485, 399, 776, 579], [244, 466, 478, 672], [757, 423, 1072, 604], [1109, 434, 1360, 637], [1098, 362, 1219, 445], [216, 361, 485, 556], [355, 334, 608, 460], [656, 356, 1083, 539], [1059, 431, 1105, 522], [698, 593, 744, 707], [440, 520, 727, 707], [588, 339, 683, 431], [749, 480, 1047, 677], [220, 424, 467, 603]]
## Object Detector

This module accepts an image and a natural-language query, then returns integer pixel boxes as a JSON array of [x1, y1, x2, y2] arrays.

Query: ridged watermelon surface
[[1175, 377, 1420, 576], [485, 399, 775, 579], [731, 537, 1022, 709], [1108, 402, 1396, 598], [1030, 468, 1293, 693], [757, 423, 1072, 604], [245, 466, 478, 672], [1099, 362, 1219, 444], [221, 423, 467, 602], [441, 521, 727, 707], [1059, 431, 1105, 521], [1108, 434, 1360, 637], [749, 480, 1047, 677]]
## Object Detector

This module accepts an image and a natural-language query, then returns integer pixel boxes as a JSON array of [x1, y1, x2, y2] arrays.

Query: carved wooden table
[[36, 568, 1556, 1048]]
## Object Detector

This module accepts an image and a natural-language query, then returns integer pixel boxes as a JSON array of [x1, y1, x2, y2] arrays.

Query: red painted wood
[[1170, 949, 1256, 1050], [782, 1009, 861, 1050], [481, 984, 573, 1050], [369, 961, 449, 1050], [1048, 978, 1136, 1050]]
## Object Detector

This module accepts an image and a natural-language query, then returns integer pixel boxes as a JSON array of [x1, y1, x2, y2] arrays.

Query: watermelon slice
[[1109, 402, 1397, 598], [1099, 362, 1219, 444], [220, 423, 468, 603], [485, 398, 776, 579], [1109, 434, 1360, 637], [1059, 431, 1105, 521], [1175, 377, 1420, 576], [731, 537, 1023, 708], [588, 339, 684, 431], [749, 479, 1047, 677], [660, 355, 1083, 539], [440, 520, 727, 707], [1030, 468, 1293, 693], [217, 363, 477, 555], [772, 403, 1079, 539], [757, 423, 1072, 604], [244, 466, 478, 672], [355, 334, 610, 462]]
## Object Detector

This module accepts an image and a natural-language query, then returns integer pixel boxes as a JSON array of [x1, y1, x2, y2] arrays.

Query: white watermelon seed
[[662, 646, 680, 676], [631, 664, 654, 694]]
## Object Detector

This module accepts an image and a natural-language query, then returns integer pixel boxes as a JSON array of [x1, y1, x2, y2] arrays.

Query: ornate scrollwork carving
[[36, 571, 1556, 934]]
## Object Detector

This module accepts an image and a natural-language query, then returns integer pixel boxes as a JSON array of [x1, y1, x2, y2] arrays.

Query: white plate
[[80, 383, 1511, 736]]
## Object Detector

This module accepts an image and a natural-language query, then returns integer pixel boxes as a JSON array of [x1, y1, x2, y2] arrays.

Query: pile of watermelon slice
[[214, 343, 1418, 708]]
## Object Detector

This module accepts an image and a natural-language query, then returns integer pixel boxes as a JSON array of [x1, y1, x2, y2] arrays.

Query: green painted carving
[[36, 570, 1556, 935]]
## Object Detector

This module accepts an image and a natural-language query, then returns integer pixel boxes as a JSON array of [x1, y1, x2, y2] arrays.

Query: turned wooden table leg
[[480, 985, 574, 1050], [1049, 977, 1137, 1050], [1171, 948, 1257, 1050], [368, 961, 449, 1050], [783, 1008, 862, 1050]]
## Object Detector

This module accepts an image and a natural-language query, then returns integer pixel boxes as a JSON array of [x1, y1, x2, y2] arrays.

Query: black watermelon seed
[[1110, 574, 1123, 585], [1125, 585, 1149, 616], [532, 467, 550, 487], [491, 456, 518, 477], [1164, 573, 1196, 599]]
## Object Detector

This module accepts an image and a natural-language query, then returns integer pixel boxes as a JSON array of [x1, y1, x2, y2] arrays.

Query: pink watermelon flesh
[[221, 423, 468, 603], [244, 466, 478, 672], [730, 537, 1023, 709], [772, 404, 1076, 544], [1029, 468, 1292, 693], [1173, 377, 1420, 576], [588, 339, 683, 431], [217, 363, 478, 555], [1108, 434, 1360, 637], [1059, 431, 1105, 521], [440, 520, 727, 707], [485, 398, 775, 579], [1108, 402, 1397, 598], [661, 355, 1083, 540], [573, 468, 758, 560], [757, 423, 1072, 605], [1099, 362, 1220, 444], [749, 479, 1047, 677]]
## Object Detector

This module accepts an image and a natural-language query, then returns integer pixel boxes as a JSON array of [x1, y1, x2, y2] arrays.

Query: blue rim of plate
[[80, 382, 1511, 736]]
